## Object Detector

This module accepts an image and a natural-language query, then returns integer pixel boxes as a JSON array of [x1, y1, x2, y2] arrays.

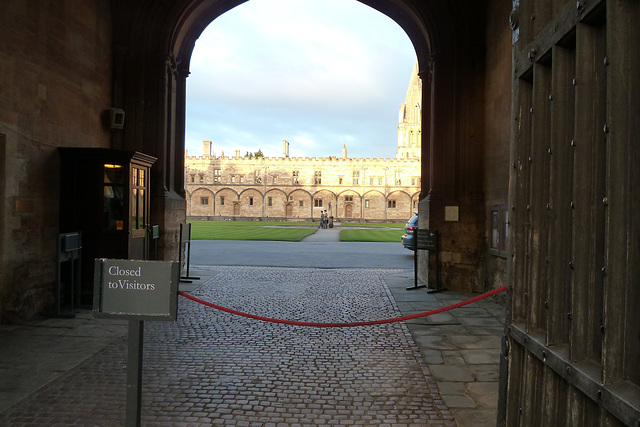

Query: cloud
[[186, 0, 416, 159]]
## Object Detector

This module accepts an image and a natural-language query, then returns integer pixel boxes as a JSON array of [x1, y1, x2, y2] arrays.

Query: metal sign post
[[126, 319, 144, 427], [408, 229, 443, 292], [93, 259, 179, 426], [408, 239, 427, 290], [56, 232, 82, 316], [149, 225, 160, 260]]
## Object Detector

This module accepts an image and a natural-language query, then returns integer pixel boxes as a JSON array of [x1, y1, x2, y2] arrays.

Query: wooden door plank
[[529, 63, 552, 333], [571, 21, 606, 363], [547, 44, 575, 346]]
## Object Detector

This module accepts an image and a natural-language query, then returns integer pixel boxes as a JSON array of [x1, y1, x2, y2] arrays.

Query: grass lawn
[[189, 220, 407, 242], [338, 222, 405, 228], [189, 221, 317, 241], [339, 229, 404, 243]]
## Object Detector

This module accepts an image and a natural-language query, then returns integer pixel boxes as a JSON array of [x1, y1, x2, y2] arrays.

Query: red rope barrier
[[178, 285, 507, 328]]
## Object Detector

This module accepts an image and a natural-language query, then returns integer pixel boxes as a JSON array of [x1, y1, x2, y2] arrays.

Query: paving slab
[[384, 272, 506, 427], [437, 381, 467, 396], [421, 349, 445, 365], [467, 364, 502, 382], [0, 311, 127, 412], [412, 334, 458, 351], [452, 407, 498, 427], [442, 394, 476, 408], [428, 365, 476, 383], [448, 334, 502, 350], [460, 349, 501, 365], [467, 381, 500, 408]]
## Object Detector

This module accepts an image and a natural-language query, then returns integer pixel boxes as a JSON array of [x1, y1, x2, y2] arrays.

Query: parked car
[[401, 213, 418, 250]]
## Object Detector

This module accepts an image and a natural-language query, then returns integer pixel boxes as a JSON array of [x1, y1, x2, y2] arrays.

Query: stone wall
[[482, 0, 512, 291], [0, 1, 112, 321]]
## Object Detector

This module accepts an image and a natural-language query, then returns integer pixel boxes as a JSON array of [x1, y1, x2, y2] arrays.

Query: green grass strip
[[338, 222, 405, 228], [189, 221, 317, 241], [339, 229, 405, 243], [189, 220, 407, 242]]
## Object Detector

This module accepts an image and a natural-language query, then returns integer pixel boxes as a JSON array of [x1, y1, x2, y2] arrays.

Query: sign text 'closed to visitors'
[[93, 259, 179, 321]]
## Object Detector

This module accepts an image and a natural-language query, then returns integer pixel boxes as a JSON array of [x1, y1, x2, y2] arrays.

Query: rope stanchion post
[[178, 223, 200, 283]]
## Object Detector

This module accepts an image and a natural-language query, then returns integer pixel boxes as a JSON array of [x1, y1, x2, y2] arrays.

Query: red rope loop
[[178, 285, 506, 328]]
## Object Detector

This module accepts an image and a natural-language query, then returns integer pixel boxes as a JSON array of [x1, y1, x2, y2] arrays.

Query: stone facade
[[0, 2, 113, 321], [185, 63, 422, 222]]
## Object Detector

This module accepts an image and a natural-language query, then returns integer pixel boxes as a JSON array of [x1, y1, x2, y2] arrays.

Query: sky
[[185, 0, 417, 160]]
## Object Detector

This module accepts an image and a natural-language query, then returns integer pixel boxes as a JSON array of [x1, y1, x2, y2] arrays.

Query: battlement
[[185, 152, 419, 165]]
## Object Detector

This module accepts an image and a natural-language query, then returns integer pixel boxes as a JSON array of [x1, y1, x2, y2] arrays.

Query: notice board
[[416, 229, 439, 251], [93, 259, 179, 320]]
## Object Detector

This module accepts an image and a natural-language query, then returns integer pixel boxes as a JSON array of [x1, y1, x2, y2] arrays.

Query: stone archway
[[112, 0, 488, 292]]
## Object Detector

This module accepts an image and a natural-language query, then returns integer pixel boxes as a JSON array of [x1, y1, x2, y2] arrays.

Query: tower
[[396, 60, 422, 160]]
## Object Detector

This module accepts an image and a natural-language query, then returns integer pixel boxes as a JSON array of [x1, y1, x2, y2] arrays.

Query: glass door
[[103, 164, 125, 231], [130, 165, 148, 259]]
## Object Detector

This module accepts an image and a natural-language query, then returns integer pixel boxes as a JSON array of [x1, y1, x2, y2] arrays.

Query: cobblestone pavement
[[0, 267, 456, 426]]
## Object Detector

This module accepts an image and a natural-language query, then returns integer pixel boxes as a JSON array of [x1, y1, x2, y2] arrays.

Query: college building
[[185, 63, 422, 222]]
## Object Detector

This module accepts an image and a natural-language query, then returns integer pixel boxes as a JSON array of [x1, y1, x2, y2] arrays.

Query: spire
[[342, 144, 348, 159], [396, 59, 422, 160], [402, 60, 422, 122]]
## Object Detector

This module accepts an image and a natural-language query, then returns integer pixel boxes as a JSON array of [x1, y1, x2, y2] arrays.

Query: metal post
[[126, 320, 144, 427], [414, 246, 418, 287], [407, 229, 426, 290], [427, 231, 445, 293], [185, 239, 193, 278], [180, 223, 200, 282], [56, 235, 62, 316], [74, 239, 82, 307]]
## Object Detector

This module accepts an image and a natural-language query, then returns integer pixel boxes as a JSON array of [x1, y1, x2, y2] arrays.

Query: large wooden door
[[502, 0, 640, 425]]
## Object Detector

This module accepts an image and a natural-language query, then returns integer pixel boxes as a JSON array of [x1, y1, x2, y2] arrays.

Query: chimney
[[235, 149, 241, 158], [203, 140, 212, 157], [283, 139, 289, 158]]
